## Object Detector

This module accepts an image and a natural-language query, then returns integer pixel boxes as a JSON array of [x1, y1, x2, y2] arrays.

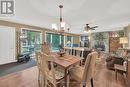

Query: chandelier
[[52, 5, 69, 33]]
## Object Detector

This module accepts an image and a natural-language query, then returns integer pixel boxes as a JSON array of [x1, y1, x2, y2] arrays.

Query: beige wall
[[0, 20, 80, 55], [73, 35, 80, 44]]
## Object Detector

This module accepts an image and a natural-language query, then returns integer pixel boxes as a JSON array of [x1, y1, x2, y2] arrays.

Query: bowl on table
[[57, 52, 65, 57]]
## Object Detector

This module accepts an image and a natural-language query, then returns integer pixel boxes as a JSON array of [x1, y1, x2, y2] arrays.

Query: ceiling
[[0, 0, 130, 34]]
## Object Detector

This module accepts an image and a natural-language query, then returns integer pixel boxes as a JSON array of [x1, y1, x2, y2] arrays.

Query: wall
[[91, 30, 124, 52], [91, 32, 109, 52], [73, 35, 80, 44]]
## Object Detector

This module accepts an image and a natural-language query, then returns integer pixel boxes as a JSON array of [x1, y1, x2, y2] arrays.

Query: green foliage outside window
[[46, 33, 64, 51], [46, 33, 51, 44], [22, 30, 42, 54], [52, 34, 60, 50]]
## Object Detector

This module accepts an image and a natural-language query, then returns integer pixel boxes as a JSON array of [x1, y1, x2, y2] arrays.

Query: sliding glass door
[[21, 29, 42, 55]]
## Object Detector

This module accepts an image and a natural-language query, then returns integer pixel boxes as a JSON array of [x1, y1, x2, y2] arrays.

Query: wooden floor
[[0, 59, 127, 87]]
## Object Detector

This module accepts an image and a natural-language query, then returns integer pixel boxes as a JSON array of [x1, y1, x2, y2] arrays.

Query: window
[[67, 36, 72, 42], [66, 35, 73, 47], [46, 33, 51, 44], [46, 32, 64, 51], [52, 34, 60, 50]]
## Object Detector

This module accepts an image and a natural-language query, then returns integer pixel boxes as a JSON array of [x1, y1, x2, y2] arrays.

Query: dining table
[[52, 53, 81, 87]]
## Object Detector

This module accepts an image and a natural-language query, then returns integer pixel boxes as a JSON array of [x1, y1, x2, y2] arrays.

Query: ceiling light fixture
[[52, 5, 69, 33]]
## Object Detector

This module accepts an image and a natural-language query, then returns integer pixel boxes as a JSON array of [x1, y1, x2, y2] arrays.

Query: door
[[0, 26, 16, 65]]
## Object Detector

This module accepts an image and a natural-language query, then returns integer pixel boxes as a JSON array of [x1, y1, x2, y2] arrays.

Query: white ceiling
[[0, 0, 130, 34]]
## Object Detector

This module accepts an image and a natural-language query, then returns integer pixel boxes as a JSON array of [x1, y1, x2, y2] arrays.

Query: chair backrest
[[75, 48, 84, 58], [65, 47, 72, 55], [75, 50, 81, 57], [42, 42, 51, 55], [42, 53, 57, 87], [82, 51, 98, 82]]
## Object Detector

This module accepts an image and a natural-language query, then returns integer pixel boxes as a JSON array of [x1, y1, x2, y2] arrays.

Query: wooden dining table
[[52, 53, 81, 87]]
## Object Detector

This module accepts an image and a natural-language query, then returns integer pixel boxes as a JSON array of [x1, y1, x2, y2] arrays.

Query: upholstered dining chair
[[42, 53, 66, 87], [69, 51, 98, 87]]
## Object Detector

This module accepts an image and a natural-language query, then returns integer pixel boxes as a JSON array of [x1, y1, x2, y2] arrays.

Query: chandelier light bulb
[[61, 22, 65, 30]]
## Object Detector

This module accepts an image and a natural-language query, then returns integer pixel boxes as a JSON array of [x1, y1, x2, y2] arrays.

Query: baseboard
[[0, 60, 17, 66]]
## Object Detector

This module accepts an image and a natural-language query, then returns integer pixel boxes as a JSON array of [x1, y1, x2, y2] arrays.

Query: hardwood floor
[[0, 59, 127, 87], [0, 66, 38, 87]]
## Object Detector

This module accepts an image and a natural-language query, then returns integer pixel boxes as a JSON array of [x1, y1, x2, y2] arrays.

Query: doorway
[[0, 26, 16, 65]]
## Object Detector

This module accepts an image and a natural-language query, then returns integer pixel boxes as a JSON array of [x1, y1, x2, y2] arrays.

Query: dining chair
[[42, 43, 69, 87], [65, 47, 72, 55], [42, 42, 51, 55], [36, 42, 51, 87], [42, 53, 66, 87], [75, 49, 81, 57], [75, 48, 84, 66], [36, 52, 45, 87], [69, 51, 98, 87]]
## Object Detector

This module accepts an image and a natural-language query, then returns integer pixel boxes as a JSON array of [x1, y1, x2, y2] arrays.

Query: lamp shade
[[119, 37, 128, 44], [52, 24, 58, 30]]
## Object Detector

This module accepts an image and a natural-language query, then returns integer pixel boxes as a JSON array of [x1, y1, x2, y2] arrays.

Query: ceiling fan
[[84, 24, 98, 33]]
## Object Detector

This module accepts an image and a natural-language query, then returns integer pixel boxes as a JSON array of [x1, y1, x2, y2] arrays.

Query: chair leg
[[90, 78, 94, 87], [39, 75, 45, 87], [82, 85, 86, 87], [82, 82, 86, 87], [44, 78, 47, 87], [38, 70, 40, 81], [80, 60, 82, 66], [38, 79, 41, 87], [38, 71, 41, 87], [115, 70, 118, 80]]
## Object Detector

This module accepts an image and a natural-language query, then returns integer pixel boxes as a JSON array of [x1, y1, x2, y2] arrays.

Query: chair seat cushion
[[55, 69, 65, 80], [47, 67, 65, 81], [69, 65, 84, 82]]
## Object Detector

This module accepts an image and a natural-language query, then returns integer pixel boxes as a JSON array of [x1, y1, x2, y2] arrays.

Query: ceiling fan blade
[[90, 28, 95, 30], [91, 26, 98, 28]]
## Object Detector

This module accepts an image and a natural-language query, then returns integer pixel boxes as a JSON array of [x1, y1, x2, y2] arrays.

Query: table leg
[[65, 69, 67, 87], [115, 69, 117, 80], [90, 78, 94, 87]]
